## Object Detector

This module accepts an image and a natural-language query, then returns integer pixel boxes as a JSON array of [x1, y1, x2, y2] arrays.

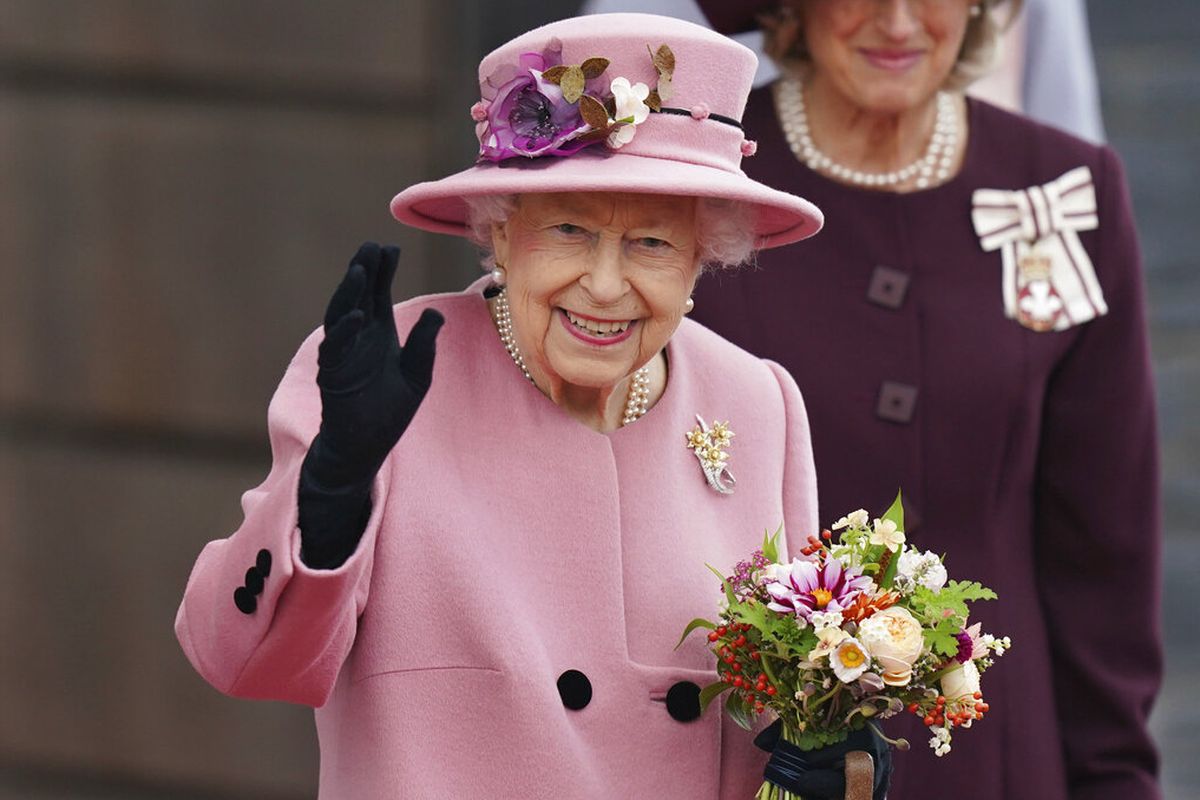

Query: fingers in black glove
[[757, 720, 892, 800], [399, 307, 444, 393], [298, 243, 444, 569]]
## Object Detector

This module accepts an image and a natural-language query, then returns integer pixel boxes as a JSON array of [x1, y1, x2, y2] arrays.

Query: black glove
[[755, 720, 892, 800], [298, 242, 444, 569]]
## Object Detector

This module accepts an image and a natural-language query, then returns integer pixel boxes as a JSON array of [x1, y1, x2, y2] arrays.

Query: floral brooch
[[473, 40, 676, 161], [686, 415, 736, 495]]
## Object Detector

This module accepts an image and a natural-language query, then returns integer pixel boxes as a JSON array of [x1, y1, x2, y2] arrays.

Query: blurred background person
[[582, 0, 1106, 142], [686, 1, 1160, 799]]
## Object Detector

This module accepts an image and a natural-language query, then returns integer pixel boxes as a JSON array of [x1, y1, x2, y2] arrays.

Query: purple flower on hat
[[478, 44, 595, 161]]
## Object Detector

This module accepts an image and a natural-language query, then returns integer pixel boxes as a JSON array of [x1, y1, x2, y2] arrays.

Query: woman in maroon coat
[[692, 2, 1162, 799]]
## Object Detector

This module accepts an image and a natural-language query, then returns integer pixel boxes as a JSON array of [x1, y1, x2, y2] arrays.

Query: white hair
[[463, 193, 759, 272]]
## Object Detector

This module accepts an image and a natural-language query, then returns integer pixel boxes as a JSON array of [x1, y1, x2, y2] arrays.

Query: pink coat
[[175, 281, 818, 799]]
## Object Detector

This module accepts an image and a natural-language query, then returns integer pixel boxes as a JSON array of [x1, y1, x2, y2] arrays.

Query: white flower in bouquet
[[810, 610, 844, 631], [940, 659, 982, 701], [930, 726, 952, 757], [757, 561, 793, 586], [832, 509, 869, 530], [897, 549, 948, 592], [807, 625, 849, 662], [857, 607, 925, 687], [870, 518, 905, 552], [831, 637, 872, 683]]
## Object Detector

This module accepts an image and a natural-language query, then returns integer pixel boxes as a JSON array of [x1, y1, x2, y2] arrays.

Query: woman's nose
[[875, 0, 921, 40], [579, 243, 628, 303]]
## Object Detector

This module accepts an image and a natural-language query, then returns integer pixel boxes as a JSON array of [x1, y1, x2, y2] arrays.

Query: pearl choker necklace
[[774, 76, 957, 190], [492, 286, 651, 427]]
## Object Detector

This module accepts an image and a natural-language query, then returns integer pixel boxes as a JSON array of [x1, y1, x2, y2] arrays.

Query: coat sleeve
[[1032, 146, 1163, 800], [765, 359, 820, 556], [174, 327, 391, 708]]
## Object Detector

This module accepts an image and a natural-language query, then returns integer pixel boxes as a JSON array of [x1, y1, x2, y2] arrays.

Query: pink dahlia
[[765, 557, 873, 620]]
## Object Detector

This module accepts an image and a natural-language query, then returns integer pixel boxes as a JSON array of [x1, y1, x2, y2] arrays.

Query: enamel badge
[[971, 166, 1108, 332]]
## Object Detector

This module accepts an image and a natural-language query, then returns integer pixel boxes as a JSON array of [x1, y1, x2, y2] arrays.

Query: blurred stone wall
[[1090, 3, 1200, 798], [0, 1, 567, 797]]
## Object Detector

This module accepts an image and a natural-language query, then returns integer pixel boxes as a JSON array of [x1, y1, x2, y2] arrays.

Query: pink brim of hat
[[391, 148, 822, 249]]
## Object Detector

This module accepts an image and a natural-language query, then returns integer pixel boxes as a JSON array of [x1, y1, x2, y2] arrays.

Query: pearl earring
[[491, 265, 507, 285], [684, 297, 695, 314], [969, 3, 983, 17]]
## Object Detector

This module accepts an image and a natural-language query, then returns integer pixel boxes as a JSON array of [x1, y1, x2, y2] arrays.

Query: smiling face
[[798, 0, 974, 114], [491, 192, 700, 396]]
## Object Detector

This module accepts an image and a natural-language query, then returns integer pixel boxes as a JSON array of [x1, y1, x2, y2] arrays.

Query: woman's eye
[[636, 237, 669, 249], [556, 223, 585, 235]]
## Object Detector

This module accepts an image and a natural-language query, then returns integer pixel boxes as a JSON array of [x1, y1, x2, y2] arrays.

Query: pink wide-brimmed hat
[[390, 13, 822, 248]]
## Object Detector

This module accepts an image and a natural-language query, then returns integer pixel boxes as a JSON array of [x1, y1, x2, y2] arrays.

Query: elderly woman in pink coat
[[173, 13, 852, 799]]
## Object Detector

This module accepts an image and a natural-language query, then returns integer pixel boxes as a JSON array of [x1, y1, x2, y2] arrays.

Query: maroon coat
[[693, 90, 1162, 800]]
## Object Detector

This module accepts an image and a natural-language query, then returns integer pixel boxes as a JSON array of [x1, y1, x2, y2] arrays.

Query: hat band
[[617, 112, 747, 174], [654, 107, 743, 130]]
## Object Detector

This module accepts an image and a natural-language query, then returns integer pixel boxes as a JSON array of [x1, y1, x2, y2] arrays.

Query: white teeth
[[565, 310, 632, 336]]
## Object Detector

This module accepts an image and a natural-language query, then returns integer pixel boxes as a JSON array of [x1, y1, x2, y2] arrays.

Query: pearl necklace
[[774, 76, 958, 190], [492, 287, 651, 427]]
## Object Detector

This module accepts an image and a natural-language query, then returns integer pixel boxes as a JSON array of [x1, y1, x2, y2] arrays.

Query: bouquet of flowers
[[680, 494, 1011, 800]]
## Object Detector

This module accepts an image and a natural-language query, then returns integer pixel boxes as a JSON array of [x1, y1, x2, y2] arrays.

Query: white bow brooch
[[971, 166, 1107, 332]]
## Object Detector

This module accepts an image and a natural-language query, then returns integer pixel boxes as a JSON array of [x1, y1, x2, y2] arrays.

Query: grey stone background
[[0, 1, 1193, 797]]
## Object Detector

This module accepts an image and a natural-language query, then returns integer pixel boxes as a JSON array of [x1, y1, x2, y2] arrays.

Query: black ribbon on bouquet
[[754, 721, 892, 800]]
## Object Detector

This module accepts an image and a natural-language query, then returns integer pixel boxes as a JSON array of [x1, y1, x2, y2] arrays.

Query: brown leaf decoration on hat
[[575, 127, 614, 145], [541, 65, 568, 84], [645, 89, 663, 112], [647, 43, 676, 103], [559, 65, 586, 103], [580, 57, 610, 79], [578, 94, 611, 130], [603, 95, 617, 118], [652, 44, 676, 75]]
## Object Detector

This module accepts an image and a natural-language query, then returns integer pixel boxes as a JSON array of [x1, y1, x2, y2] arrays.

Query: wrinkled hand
[[305, 242, 444, 490], [298, 243, 443, 569], [755, 721, 892, 800]]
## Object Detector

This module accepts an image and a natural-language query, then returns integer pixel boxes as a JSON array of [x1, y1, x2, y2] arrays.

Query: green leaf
[[924, 616, 965, 657], [725, 691, 754, 731], [762, 525, 782, 564], [758, 648, 780, 686], [675, 617, 716, 650], [946, 580, 998, 602], [882, 489, 905, 531], [699, 680, 732, 714], [707, 563, 737, 608]]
